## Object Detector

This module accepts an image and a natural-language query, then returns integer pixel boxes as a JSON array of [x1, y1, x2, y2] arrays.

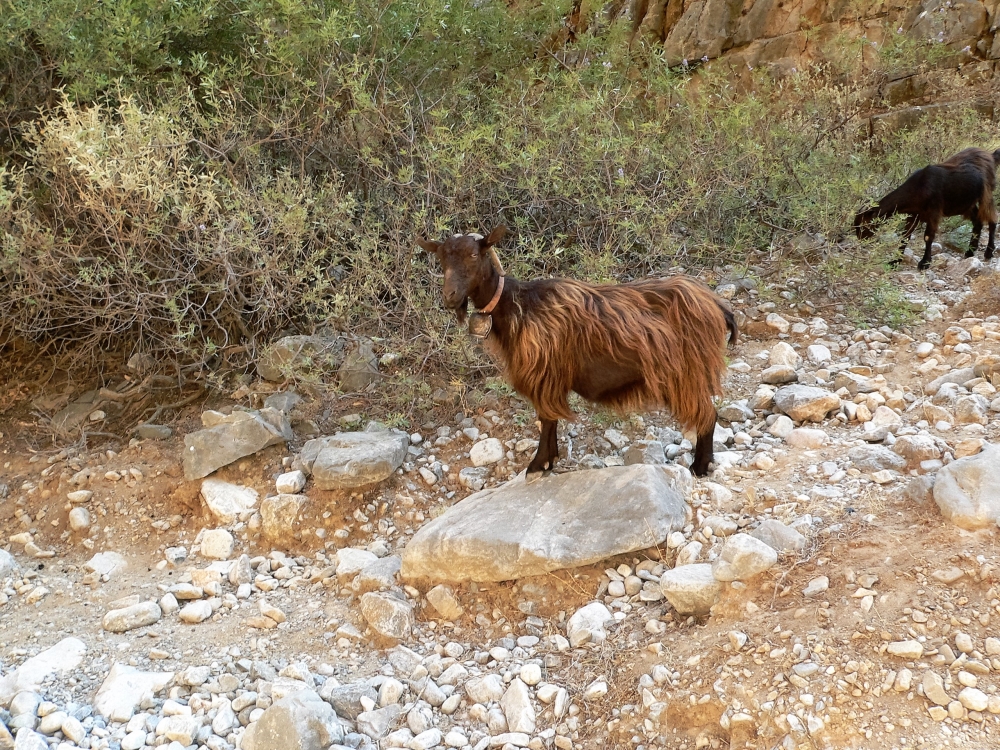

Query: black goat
[[854, 147, 1000, 270]]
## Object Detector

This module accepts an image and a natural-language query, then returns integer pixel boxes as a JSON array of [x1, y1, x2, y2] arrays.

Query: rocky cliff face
[[600, 0, 1000, 128], [630, 0, 1000, 71]]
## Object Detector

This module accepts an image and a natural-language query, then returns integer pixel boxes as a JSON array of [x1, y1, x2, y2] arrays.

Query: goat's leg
[[967, 219, 983, 259], [689, 398, 718, 477], [892, 215, 919, 267], [986, 222, 996, 261], [917, 218, 939, 271], [690, 414, 717, 477], [547, 419, 559, 464], [526, 419, 559, 477]]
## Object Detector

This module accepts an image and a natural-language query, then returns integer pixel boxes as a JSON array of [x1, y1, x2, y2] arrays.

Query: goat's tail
[[719, 302, 739, 347], [993, 148, 1000, 166]]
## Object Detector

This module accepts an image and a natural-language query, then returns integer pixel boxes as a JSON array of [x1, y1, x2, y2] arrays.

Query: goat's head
[[853, 207, 878, 240], [417, 226, 507, 323]]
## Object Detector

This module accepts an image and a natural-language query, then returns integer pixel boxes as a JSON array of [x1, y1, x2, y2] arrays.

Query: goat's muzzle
[[444, 288, 467, 306], [854, 208, 878, 239]]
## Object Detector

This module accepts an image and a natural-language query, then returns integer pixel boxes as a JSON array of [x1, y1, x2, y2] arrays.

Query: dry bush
[[0, 98, 356, 367]]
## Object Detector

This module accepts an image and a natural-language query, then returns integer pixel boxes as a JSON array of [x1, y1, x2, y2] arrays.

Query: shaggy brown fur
[[855, 147, 999, 269], [417, 227, 737, 477], [492, 276, 731, 425]]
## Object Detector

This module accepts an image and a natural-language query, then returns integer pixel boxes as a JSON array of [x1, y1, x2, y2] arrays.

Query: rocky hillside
[[615, 0, 1000, 129], [629, 0, 1000, 70], [1, 247, 999, 750]]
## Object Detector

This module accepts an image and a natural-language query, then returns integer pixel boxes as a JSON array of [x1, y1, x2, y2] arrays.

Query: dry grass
[[560, 631, 645, 746], [0, 100, 358, 370]]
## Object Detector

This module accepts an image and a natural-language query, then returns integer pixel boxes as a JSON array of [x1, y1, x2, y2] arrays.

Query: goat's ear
[[483, 225, 507, 247], [416, 239, 441, 254]]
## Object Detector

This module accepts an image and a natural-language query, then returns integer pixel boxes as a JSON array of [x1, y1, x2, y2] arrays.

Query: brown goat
[[855, 147, 999, 270], [417, 227, 737, 477]]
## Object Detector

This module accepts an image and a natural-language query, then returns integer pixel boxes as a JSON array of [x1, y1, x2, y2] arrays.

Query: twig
[[98, 386, 146, 402], [144, 386, 207, 424], [770, 558, 808, 609]]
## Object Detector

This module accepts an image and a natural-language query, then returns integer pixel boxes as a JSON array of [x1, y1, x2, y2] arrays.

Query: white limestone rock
[[401, 465, 689, 582], [566, 602, 614, 648], [200, 479, 259, 524], [711, 533, 778, 581], [659, 563, 721, 616]]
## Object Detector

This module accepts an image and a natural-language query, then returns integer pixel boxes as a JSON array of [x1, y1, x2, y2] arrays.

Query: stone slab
[[0, 638, 87, 707], [184, 409, 291, 480], [401, 465, 690, 582], [297, 430, 408, 490]]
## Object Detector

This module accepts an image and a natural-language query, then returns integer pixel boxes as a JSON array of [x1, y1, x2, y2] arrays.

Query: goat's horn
[[488, 247, 506, 276]]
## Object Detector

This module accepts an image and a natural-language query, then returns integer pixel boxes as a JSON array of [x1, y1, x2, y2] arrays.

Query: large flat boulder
[[297, 430, 408, 490], [933, 443, 1000, 530], [401, 465, 690, 583], [183, 408, 292, 480]]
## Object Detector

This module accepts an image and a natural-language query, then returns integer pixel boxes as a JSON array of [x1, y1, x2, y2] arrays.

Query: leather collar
[[478, 275, 504, 315]]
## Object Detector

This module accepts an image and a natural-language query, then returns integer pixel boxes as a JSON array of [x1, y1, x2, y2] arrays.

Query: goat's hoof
[[526, 458, 553, 476], [965, 251, 975, 259], [917, 261, 931, 271], [524, 469, 547, 484]]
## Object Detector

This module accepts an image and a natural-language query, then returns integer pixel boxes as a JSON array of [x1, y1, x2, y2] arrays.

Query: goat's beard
[[450, 298, 469, 324]]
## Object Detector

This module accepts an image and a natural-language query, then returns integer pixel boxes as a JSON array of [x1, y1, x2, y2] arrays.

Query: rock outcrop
[[631, 0, 1000, 72]]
